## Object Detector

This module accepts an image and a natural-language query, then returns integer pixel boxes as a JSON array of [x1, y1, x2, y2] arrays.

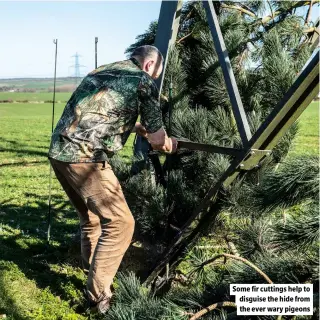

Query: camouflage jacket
[[48, 58, 163, 163]]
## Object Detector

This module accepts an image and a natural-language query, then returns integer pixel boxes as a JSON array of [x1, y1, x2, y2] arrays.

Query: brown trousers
[[50, 159, 135, 302]]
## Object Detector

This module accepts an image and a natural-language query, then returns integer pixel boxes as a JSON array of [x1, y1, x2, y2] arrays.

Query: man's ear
[[145, 60, 154, 73]]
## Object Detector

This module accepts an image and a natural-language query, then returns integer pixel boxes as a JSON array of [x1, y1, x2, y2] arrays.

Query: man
[[48, 45, 177, 313]]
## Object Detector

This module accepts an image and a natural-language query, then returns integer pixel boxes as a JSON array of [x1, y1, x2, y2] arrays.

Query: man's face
[[143, 54, 163, 80]]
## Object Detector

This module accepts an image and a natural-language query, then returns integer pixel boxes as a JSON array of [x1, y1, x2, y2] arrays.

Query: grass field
[[0, 102, 135, 319], [0, 92, 72, 102], [290, 101, 319, 156], [0, 78, 78, 91], [0, 100, 318, 319]]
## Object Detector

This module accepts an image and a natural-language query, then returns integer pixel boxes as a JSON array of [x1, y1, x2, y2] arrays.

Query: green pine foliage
[[125, 21, 158, 56], [254, 155, 318, 212], [106, 1, 319, 319], [271, 202, 319, 251]]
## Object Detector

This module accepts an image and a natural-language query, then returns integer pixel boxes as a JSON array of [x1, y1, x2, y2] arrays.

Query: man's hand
[[147, 128, 178, 154], [162, 137, 178, 154], [133, 122, 148, 138], [160, 94, 168, 103]]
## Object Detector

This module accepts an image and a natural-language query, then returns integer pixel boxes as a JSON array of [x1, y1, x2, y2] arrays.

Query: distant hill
[[0, 77, 83, 92]]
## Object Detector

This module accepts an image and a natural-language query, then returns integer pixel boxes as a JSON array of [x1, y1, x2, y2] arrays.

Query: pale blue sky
[[0, 1, 161, 78], [0, 1, 318, 79]]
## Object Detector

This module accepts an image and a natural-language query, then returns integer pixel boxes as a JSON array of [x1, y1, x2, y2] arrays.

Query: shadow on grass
[[2, 138, 49, 148], [0, 138, 50, 163], [0, 190, 153, 318], [0, 147, 48, 159], [0, 194, 77, 240], [0, 263, 30, 320], [0, 160, 48, 167], [0, 194, 88, 318]]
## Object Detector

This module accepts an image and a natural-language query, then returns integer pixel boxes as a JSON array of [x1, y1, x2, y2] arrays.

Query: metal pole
[[95, 37, 98, 69], [202, 0, 252, 148], [168, 78, 173, 136], [154, 0, 183, 93], [132, 1, 182, 185], [167, 78, 173, 191], [47, 39, 58, 242]]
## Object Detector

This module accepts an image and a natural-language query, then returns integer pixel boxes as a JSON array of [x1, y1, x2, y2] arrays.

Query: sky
[[0, 1, 318, 79], [0, 1, 162, 78]]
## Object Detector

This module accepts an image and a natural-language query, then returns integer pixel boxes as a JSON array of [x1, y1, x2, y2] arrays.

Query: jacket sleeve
[[138, 73, 164, 134]]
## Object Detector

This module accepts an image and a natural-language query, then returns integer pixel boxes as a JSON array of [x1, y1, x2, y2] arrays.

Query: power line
[[70, 52, 86, 86]]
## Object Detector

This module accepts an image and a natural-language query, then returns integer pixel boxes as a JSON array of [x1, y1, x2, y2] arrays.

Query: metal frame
[[95, 37, 98, 69], [132, 0, 183, 186], [44, 0, 319, 282], [144, 0, 320, 285], [202, 1, 252, 147], [178, 140, 243, 157], [154, 0, 183, 93], [47, 39, 58, 242]]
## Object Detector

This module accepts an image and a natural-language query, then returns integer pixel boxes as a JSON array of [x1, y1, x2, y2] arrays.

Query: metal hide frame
[[144, 0, 320, 286]]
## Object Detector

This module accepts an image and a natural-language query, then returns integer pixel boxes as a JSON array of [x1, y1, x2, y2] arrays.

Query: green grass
[[0, 78, 78, 91], [290, 101, 319, 156], [0, 102, 134, 319], [0, 92, 72, 102], [0, 100, 318, 319]]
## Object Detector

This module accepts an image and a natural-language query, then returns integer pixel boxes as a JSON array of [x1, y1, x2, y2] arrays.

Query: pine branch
[[266, 0, 274, 26], [124, 21, 157, 56], [254, 156, 319, 212], [239, 3, 258, 16], [179, 6, 195, 30], [304, 26, 320, 35], [226, 241, 240, 257], [226, 250, 318, 285], [221, 4, 256, 18], [177, 29, 195, 44], [188, 301, 237, 320], [260, 0, 320, 26], [271, 203, 319, 251], [243, 0, 266, 14], [190, 253, 273, 284]]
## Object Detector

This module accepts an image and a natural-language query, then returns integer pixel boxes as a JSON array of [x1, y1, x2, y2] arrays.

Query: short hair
[[131, 45, 163, 62]]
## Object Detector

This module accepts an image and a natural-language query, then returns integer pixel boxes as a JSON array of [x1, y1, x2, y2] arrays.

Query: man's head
[[131, 45, 163, 80]]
